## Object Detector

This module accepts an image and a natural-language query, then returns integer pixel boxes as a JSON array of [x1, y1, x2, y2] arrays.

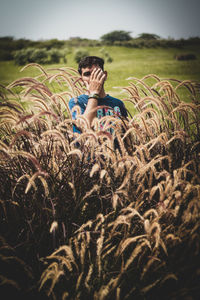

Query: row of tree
[[101, 31, 160, 42], [0, 31, 199, 63]]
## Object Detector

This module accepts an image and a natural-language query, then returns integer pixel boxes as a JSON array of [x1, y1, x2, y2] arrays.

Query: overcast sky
[[0, 0, 200, 40]]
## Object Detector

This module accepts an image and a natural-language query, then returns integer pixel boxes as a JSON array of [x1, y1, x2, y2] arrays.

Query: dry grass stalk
[[1, 66, 200, 299]]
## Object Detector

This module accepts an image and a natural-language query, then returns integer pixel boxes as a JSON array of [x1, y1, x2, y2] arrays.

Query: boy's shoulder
[[105, 95, 124, 105], [69, 94, 88, 107]]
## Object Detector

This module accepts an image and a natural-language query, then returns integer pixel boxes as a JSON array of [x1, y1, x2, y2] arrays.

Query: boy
[[69, 56, 128, 133]]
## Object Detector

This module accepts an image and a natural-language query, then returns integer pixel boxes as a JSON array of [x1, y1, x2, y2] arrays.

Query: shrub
[[74, 49, 89, 63], [0, 49, 13, 61], [13, 48, 68, 65], [30, 48, 49, 64], [174, 53, 197, 60], [48, 48, 61, 63], [99, 48, 113, 63], [13, 47, 35, 65], [106, 56, 113, 63]]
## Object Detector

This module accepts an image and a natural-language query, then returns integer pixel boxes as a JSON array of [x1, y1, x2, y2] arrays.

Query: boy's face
[[81, 64, 106, 87]]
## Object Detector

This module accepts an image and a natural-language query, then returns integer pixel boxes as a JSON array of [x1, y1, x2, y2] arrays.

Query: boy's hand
[[88, 68, 106, 95]]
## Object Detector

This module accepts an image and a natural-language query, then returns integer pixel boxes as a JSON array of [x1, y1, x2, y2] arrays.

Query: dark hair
[[78, 56, 104, 75]]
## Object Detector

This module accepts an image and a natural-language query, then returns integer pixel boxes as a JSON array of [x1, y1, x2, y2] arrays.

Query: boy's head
[[78, 56, 104, 75]]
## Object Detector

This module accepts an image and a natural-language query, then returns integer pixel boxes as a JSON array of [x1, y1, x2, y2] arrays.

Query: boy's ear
[[104, 70, 108, 80]]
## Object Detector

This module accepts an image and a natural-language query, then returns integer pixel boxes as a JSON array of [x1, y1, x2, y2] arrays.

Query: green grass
[[1, 45, 200, 103]]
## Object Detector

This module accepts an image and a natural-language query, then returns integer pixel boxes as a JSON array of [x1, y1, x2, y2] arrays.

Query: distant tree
[[37, 39, 65, 50], [101, 30, 132, 43], [137, 33, 161, 40], [0, 36, 14, 42], [0, 37, 15, 60], [15, 39, 32, 50], [69, 37, 82, 40], [0, 36, 16, 52]]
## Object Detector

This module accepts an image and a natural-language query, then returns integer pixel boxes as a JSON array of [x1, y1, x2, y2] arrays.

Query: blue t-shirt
[[68, 94, 128, 133]]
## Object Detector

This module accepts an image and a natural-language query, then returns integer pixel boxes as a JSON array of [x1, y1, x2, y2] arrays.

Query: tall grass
[[0, 63, 200, 299]]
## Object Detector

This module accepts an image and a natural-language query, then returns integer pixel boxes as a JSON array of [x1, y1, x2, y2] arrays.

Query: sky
[[0, 0, 200, 41]]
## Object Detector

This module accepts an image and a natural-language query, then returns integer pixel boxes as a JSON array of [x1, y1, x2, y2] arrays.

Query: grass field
[[1, 45, 200, 101]]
